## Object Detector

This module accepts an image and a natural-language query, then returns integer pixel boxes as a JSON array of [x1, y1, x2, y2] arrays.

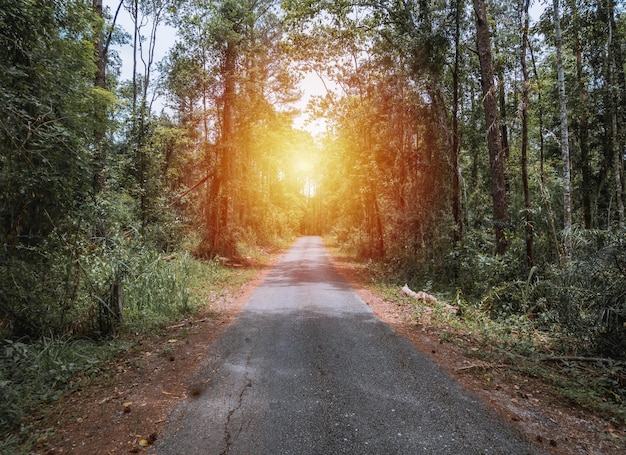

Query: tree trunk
[[93, 0, 106, 195], [553, 0, 573, 255], [131, 0, 138, 116], [530, 37, 560, 259], [520, 0, 534, 267], [607, 0, 625, 228], [473, 0, 509, 255], [369, 182, 385, 259], [451, 0, 464, 243], [212, 39, 238, 256], [498, 74, 510, 163], [575, 35, 593, 229]]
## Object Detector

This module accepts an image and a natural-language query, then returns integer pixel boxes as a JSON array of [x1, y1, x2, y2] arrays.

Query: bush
[[457, 230, 626, 358]]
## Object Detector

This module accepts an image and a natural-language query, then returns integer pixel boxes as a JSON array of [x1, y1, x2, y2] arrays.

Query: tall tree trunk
[[128, 0, 148, 232], [576, 38, 593, 229], [609, 5, 626, 221], [553, 0, 573, 256], [520, 0, 534, 267], [498, 74, 510, 162], [131, 0, 138, 116], [93, 0, 106, 90], [473, 0, 509, 255], [214, 40, 237, 255], [93, 0, 106, 195], [529, 34, 561, 259], [368, 182, 385, 259], [451, 0, 463, 243], [607, 0, 625, 228], [566, 0, 593, 228]]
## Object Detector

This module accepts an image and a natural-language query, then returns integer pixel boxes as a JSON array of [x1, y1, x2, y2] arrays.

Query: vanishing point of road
[[153, 237, 543, 455]]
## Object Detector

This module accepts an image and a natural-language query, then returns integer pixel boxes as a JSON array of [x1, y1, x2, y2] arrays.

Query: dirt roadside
[[29, 252, 625, 455]]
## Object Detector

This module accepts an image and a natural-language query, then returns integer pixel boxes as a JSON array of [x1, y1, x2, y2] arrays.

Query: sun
[[293, 157, 314, 175], [290, 152, 318, 198]]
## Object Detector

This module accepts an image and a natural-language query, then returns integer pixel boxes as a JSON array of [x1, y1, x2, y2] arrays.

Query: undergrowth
[[0, 252, 259, 454]]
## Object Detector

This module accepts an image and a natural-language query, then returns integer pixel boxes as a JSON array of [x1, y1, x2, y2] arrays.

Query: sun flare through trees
[[160, 0, 454, 262]]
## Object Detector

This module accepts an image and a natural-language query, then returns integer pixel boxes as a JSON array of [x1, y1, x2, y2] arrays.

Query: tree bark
[[205, 39, 238, 256], [520, 0, 534, 267], [553, 0, 573, 256], [93, 0, 106, 195], [473, 0, 509, 255], [451, 0, 464, 243], [607, 0, 625, 228], [575, 31, 593, 229]]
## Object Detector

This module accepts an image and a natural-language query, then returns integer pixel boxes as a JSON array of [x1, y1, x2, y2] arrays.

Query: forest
[[1, 0, 626, 443]]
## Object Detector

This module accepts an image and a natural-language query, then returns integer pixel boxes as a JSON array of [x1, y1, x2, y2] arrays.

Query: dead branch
[[401, 285, 458, 314], [539, 356, 618, 364], [166, 318, 206, 330], [401, 285, 438, 303], [455, 363, 496, 373]]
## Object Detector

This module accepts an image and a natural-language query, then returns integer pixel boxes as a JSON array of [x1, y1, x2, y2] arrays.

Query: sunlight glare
[[291, 149, 319, 198]]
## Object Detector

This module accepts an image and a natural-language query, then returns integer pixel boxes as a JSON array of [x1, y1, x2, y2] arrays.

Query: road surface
[[153, 237, 542, 455]]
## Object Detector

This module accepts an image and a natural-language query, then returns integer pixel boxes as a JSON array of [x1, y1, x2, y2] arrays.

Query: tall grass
[[121, 251, 196, 333]]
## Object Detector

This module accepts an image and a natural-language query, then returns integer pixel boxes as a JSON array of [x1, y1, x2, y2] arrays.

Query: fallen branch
[[401, 285, 458, 314], [166, 318, 207, 330], [401, 285, 438, 303], [455, 362, 495, 373], [539, 356, 617, 364]]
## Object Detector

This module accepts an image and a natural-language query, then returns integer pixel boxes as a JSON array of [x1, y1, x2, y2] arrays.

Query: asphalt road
[[154, 236, 543, 455]]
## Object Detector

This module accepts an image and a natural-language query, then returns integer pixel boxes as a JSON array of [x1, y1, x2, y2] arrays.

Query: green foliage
[[367, 258, 626, 423], [428, 228, 626, 360], [0, 0, 103, 244], [0, 337, 119, 434], [0, 227, 198, 338], [122, 251, 197, 332]]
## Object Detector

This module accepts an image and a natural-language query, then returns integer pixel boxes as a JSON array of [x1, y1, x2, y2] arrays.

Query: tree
[[605, 0, 626, 228], [552, 0, 572, 257], [0, 0, 107, 335], [520, 0, 534, 267], [166, 0, 302, 256], [124, 0, 174, 231], [451, 0, 465, 243], [473, 0, 509, 255]]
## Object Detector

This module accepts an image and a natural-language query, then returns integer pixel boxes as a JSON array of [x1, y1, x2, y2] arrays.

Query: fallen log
[[401, 285, 438, 303], [401, 285, 458, 315]]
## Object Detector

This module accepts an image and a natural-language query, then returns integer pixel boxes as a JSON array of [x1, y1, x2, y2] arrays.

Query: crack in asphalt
[[221, 375, 253, 455], [220, 325, 257, 455]]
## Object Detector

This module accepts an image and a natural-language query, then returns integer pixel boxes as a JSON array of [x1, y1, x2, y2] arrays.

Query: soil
[[30, 252, 625, 455]]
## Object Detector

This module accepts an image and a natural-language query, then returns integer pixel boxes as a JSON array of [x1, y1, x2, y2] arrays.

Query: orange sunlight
[[291, 148, 319, 198]]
